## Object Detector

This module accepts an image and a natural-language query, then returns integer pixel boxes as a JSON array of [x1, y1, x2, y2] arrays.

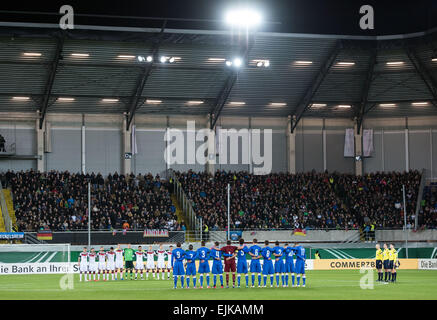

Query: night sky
[[0, 0, 436, 36]]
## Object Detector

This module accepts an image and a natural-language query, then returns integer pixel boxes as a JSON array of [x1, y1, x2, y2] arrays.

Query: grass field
[[0, 270, 437, 300]]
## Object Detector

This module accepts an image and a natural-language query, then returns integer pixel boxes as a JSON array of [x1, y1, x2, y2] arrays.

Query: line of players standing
[[172, 238, 307, 289], [78, 243, 173, 281]]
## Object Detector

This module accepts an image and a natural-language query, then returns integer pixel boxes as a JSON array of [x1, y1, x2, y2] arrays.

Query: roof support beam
[[39, 35, 64, 129], [405, 46, 437, 109], [209, 71, 238, 129], [290, 40, 343, 133], [125, 21, 166, 131], [355, 47, 377, 134], [209, 36, 255, 130]]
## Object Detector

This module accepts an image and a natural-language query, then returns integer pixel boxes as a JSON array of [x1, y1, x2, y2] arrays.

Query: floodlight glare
[[225, 8, 262, 27], [146, 56, 153, 62], [233, 58, 242, 67], [225, 60, 233, 67], [169, 57, 175, 63], [160, 56, 167, 63], [137, 56, 145, 62]]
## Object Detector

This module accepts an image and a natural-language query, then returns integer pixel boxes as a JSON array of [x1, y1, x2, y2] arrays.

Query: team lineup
[[77, 239, 307, 289]]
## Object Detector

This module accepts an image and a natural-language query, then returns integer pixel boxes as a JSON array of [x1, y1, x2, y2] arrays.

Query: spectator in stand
[[175, 170, 422, 231], [4, 170, 180, 232]]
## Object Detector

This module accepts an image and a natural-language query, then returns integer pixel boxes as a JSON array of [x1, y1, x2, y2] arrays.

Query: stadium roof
[[0, 21, 437, 131]]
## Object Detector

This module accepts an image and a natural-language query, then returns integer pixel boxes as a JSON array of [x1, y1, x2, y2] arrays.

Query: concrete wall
[[376, 229, 437, 242]]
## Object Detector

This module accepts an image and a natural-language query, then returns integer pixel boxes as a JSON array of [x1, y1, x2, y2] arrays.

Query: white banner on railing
[[363, 129, 374, 157], [0, 263, 79, 275], [344, 128, 355, 157], [418, 259, 437, 270]]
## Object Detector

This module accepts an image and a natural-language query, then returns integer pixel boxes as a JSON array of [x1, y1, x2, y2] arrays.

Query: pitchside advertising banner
[[1, 259, 435, 275], [0, 232, 24, 239], [312, 259, 419, 270]]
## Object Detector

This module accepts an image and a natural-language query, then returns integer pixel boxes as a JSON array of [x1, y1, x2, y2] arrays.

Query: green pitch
[[0, 270, 436, 300]]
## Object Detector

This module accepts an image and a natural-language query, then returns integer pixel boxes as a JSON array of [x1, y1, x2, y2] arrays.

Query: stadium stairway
[[170, 194, 196, 241], [0, 206, 5, 232], [2, 189, 17, 231]]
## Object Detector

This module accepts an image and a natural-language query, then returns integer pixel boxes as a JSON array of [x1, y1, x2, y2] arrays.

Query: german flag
[[37, 230, 53, 240], [293, 228, 307, 237]]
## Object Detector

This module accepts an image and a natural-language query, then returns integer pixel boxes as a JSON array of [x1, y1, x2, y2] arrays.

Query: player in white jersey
[[78, 247, 89, 282], [106, 247, 116, 281], [156, 244, 167, 280], [114, 244, 124, 280], [166, 245, 173, 279], [146, 245, 155, 279], [134, 245, 145, 280], [97, 247, 107, 281], [88, 248, 98, 281]]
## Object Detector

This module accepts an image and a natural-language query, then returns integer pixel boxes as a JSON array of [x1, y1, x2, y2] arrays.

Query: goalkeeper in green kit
[[124, 244, 135, 280]]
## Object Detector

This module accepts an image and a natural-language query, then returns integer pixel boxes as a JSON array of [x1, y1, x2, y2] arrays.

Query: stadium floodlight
[[253, 59, 270, 67], [57, 97, 75, 102], [146, 99, 162, 104], [71, 53, 89, 57], [386, 61, 404, 65], [160, 56, 167, 63], [169, 57, 175, 63], [310, 103, 327, 107], [225, 8, 262, 28], [412, 102, 429, 106], [432, 58, 437, 62], [294, 61, 313, 65], [137, 56, 145, 62], [337, 62, 355, 66], [225, 60, 233, 66], [118, 55, 136, 59], [379, 103, 397, 107], [102, 98, 119, 102], [229, 101, 245, 105], [233, 57, 243, 67], [269, 102, 286, 106], [208, 58, 226, 62], [338, 104, 351, 108], [12, 96, 30, 100], [23, 52, 42, 57], [146, 55, 153, 62], [187, 100, 204, 105]]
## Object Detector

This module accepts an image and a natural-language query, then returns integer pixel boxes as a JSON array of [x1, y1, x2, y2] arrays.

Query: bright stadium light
[[160, 56, 167, 63], [225, 8, 262, 28], [225, 60, 233, 67], [137, 56, 145, 62], [233, 57, 242, 67]]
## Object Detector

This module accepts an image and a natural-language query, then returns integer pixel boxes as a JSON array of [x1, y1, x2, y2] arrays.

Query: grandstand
[[0, 2, 436, 301]]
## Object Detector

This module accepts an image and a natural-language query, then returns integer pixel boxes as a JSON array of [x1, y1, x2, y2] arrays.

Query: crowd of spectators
[[0, 170, 182, 232], [175, 170, 423, 230], [420, 183, 437, 228]]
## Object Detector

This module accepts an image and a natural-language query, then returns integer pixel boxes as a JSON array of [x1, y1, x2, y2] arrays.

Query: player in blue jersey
[[172, 242, 186, 289], [185, 244, 197, 289], [210, 241, 224, 288], [293, 243, 306, 287], [273, 241, 286, 287], [261, 240, 274, 287], [248, 239, 262, 288], [284, 242, 296, 287], [196, 240, 211, 288], [236, 238, 249, 288]]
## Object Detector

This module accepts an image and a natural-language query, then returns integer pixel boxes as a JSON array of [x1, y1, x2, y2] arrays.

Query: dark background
[[0, 0, 436, 36]]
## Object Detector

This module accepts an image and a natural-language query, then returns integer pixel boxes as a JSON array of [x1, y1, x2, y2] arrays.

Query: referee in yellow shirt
[[382, 243, 390, 282], [390, 244, 398, 283], [375, 244, 383, 282]]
